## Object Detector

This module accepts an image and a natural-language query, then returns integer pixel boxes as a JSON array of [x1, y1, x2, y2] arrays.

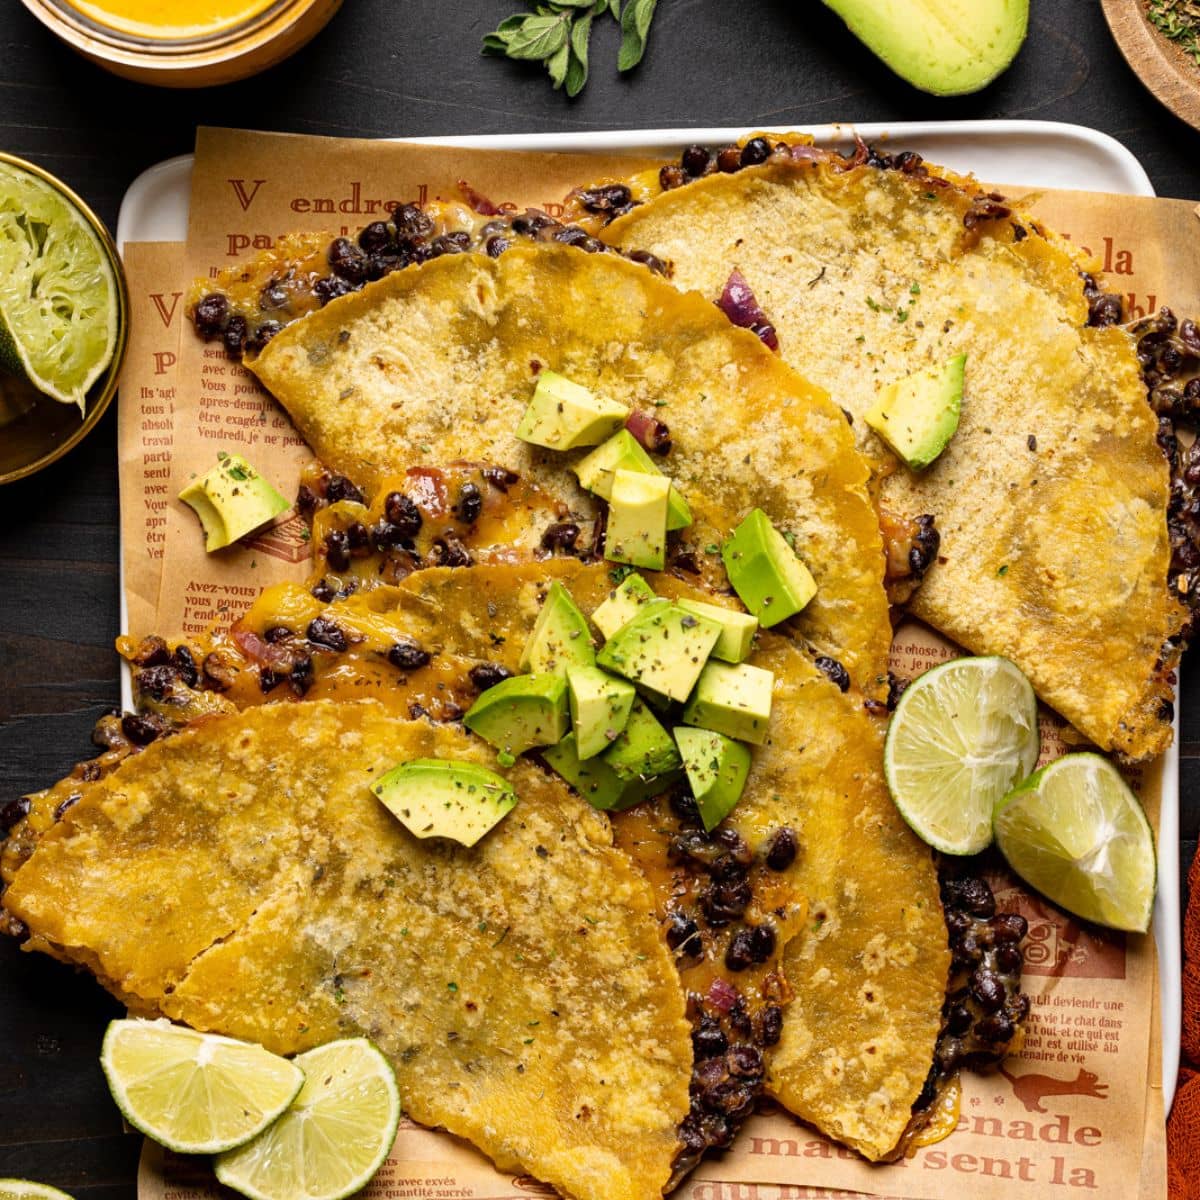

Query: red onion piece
[[625, 408, 672, 455], [232, 628, 295, 672], [788, 142, 832, 163], [717, 270, 780, 352], [842, 136, 870, 169], [707, 977, 739, 1013]]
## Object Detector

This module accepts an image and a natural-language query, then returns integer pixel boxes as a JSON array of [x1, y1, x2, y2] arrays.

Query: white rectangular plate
[[116, 118, 1178, 1102]]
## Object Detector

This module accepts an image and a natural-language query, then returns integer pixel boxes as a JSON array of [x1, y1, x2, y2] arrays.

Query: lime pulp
[[994, 752, 1156, 932], [0, 161, 118, 411], [100, 1019, 304, 1155], [215, 1037, 401, 1200], [884, 655, 1039, 855]]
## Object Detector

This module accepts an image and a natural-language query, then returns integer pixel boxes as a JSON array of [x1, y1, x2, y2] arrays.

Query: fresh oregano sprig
[[483, 0, 659, 97]]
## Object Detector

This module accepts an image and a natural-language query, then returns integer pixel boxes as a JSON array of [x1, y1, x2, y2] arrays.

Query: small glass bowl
[[0, 152, 129, 486], [19, 0, 342, 87]]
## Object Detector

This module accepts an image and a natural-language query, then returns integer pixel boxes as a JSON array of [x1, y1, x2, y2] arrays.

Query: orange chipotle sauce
[[65, 0, 278, 39]]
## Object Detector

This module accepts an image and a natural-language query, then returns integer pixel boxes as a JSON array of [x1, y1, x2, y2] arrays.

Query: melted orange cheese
[[911, 1075, 962, 1151]]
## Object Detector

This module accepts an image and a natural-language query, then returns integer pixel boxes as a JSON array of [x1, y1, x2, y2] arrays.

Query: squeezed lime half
[[994, 752, 1156, 932], [0, 161, 118, 411], [0, 1183, 75, 1200], [100, 1018, 304, 1155], [884, 655, 1040, 855], [215, 1038, 401, 1200]]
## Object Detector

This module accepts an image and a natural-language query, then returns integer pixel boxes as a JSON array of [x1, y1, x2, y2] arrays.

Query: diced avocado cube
[[681, 661, 775, 745], [591, 573, 662, 640], [371, 758, 517, 847], [515, 370, 627, 451], [543, 733, 670, 811], [566, 664, 636, 759], [673, 727, 753, 832], [573, 429, 692, 530], [596, 601, 722, 702], [178, 454, 289, 552], [676, 598, 758, 663], [605, 469, 671, 571], [722, 508, 817, 628], [519, 581, 595, 675], [463, 673, 568, 757], [864, 354, 965, 470], [602, 698, 682, 781]]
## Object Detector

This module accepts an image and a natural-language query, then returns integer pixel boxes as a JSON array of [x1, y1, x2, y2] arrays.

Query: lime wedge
[[215, 1038, 401, 1200], [884, 655, 1039, 855], [0, 1183, 74, 1200], [994, 753, 1156, 932], [100, 1018, 304, 1155], [0, 161, 118, 411]]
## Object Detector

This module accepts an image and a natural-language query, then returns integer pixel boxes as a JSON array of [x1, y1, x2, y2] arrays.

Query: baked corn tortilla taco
[[243, 242, 892, 701], [3, 700, 693, 1200], [591, 139, 1183, 761], [10, 560, 973, 1165], [2, 550, 1027, 1167]]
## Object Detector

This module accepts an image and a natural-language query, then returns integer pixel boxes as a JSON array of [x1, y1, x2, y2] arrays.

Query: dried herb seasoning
[[1147, 0, 1200, 66]]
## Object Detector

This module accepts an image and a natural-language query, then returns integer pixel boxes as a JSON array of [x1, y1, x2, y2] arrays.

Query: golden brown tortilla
[[110, 560, 945, 1163], [602, 157, 1182, 759], [736, 634, 946, 1159], [246, 242, 891, 700], [4, 701, 693, 1200]]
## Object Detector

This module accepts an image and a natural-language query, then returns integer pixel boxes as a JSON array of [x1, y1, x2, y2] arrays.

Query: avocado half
[[823, 0, 1029, 96]]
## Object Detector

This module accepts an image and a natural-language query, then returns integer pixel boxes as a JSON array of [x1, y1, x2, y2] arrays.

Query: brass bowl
[[0, 152, 129, 486], [19, 0, 342, 87]]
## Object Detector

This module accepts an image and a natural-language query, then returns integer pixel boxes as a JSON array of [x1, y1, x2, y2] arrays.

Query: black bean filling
[[455, 482, 483, 526], [193, 202, 668, 360], [429, 536, 473, 568], [306, 617, 348, 652], [540, 521, 580, 554], [0, 796, 31, 835], [911, 873, 1030, 1121], [908, 515, 940, 577], [387, 639, 432, 671], [663, 792, 793, 1185], [813, 655, 850, 693], [468, 662, 513, 692], [1119, 304, 1200, 645], [120, 712, 168, 746]]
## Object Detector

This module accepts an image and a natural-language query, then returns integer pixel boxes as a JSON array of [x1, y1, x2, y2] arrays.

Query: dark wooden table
[[1, 0, 1197, 1193]]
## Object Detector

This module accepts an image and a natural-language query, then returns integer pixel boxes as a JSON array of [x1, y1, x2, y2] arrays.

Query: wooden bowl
[[19, 0, 341, 88], [0, 153, 129, 486], [1102, 0, 1200, 132]]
